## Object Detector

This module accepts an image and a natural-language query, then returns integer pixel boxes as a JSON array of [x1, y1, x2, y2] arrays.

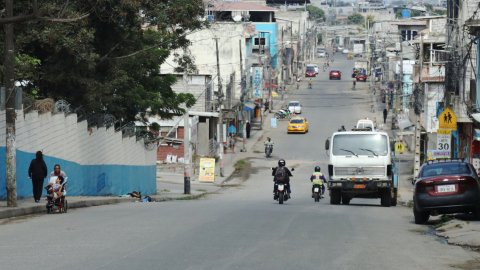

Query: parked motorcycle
[[273, 168, 294, 204], [275, 109, 292, 120]]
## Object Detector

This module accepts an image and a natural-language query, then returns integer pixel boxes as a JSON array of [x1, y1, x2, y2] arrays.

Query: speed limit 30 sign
[[437, 129, 451, 151]]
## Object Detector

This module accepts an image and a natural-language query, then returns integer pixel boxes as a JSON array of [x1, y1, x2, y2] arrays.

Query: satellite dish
[[233, 15, 242, 22]]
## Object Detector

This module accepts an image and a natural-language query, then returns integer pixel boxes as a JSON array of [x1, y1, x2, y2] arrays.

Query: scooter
[[273, 168, 294, 204], [265, 145, 272, 157]]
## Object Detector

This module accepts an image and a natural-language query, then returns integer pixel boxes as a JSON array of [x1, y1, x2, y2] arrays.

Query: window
[[290, 119, 304, 123], [160, 126, 177, 139], [254, 37, 266, 46], [420, 163, 470, 177], [332, 134, 389, 156]]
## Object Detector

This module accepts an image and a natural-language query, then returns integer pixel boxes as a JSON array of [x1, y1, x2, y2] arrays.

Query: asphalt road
[[2, 51, 479, 270]]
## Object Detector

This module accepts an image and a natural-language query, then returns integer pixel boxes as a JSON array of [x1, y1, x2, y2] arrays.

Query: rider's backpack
[[275, 166, 287, 182]]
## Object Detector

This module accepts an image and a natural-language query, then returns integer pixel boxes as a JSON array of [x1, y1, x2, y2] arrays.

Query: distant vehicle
[[329, 70, 341, 80], [413, 159, 480, 224], [342, 49, 349, 54], [356, 72, 367, 82], [287, 117, 309, 134], [356, 119, 375, 131], [307, 64, 318, 74], [337, 46, 344, 51], [317, 49, 326, 58], [306, 67, 316, 77], [288, 101, 302, 114], [353, 44, 363, 57]]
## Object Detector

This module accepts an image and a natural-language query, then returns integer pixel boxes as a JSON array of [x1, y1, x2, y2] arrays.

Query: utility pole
[[183, 77, 190, 194], [5, 0, 16, 207], [282, 26, 285, 100], [214, 38, 224, 177], [239, 39, 247, 152], [414, 34, 424, 180]]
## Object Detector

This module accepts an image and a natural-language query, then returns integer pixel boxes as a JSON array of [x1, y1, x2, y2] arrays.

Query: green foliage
[[361, 15, 375, 28], [330, 20, 341, 26], [348, 32, 356, 36], [307, 5, 325, 22], [0, 0, 207, 124], [424, 4, 433, 12], [317, 33, 323, 44], [347, 13, 364, 25], [434, 10, 447, 15], [150, 122, 161, 131]]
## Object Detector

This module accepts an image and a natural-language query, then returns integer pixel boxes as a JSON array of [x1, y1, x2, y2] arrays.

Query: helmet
[[278, 159, 286, 167], [315, 166, 321, 172]]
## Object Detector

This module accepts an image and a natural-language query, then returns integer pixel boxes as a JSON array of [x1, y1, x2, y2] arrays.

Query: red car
[[306, 67, 316, 77], [356, 72, 367, 82], [329, 70, 341, 80], [413, 159, 480, 224]]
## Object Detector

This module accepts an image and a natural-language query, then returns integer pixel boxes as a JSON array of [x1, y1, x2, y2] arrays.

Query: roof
[[212, 2, 279, 12], [391, 21, 426, 26]]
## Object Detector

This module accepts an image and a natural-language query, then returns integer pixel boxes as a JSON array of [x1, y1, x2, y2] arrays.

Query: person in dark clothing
[[272, 159, 293, 198], [383, 108, 388, 124], [246, 121, 251, 139], [28, 151, 48, 202]]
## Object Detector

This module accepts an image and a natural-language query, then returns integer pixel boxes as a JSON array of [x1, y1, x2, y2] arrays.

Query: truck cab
[[325, 131, 397, 206]]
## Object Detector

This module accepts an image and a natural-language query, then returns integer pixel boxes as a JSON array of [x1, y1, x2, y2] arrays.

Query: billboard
[[253, 67, 263, 99]]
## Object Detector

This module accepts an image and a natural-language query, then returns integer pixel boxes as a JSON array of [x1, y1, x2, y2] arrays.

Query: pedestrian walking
[[246, 121, 251, 138], [352, 78, 356, 90], [28, 151, 48, 202], [264, 99, 269, 112], [383, 108, 388, 124], [230, 136, 236, 154], [296, 80, 300, 90]]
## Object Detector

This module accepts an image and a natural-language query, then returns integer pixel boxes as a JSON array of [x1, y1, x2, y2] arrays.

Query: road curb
[[398, 199, 413, 208], [0, 193, 205, 220]]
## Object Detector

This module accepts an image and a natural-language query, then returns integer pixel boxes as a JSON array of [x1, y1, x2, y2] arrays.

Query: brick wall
[[157, 126, 185, 162]]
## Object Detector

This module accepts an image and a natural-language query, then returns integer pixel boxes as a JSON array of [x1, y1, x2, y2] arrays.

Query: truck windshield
[[333, 134, 388, 156]]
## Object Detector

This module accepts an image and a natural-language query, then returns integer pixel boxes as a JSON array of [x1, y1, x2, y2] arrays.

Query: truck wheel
[[341, 195, 350, 205], [390, 188, 397, 206], [414, 204, 429, 224], [330, 190, 341, 205], [380, 190, 391, 207]]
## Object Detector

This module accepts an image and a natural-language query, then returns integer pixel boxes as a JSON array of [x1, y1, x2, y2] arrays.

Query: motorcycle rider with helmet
[[311, 166, 327, 198], [264, 137, 274, 153], [273, 159, 293, 199]]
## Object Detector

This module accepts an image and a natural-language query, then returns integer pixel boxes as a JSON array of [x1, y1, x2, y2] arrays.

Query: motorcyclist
[[308, 78, 313, 89], [327, 61, 330, 67], [273, 159, 293, 198], [264, 137, 274, 153], [311, 166, 327, 198]]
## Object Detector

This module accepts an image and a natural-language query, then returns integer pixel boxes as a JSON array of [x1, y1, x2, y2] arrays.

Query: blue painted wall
[[253, 23, 278, 69], [0, 147, 156, 199]]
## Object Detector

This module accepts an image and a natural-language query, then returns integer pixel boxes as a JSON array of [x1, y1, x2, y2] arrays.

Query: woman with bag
[[28, 151, 48, 202]]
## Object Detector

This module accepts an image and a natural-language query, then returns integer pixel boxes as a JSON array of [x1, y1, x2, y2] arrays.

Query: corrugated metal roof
[[391, 21, 427, 25], [212, 2, 279, 11]]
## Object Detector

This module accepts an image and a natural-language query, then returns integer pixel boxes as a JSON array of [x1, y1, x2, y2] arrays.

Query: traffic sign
[[439, 108, 457, 130], [437, 129, 451, 151], [395, 142, 405, 151]]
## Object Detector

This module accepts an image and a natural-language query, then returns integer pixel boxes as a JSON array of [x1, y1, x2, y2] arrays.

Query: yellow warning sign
[[439, 108, 457, 131], [395, 142, 405, 152]]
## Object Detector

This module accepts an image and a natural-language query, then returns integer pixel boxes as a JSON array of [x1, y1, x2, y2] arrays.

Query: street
[[1, 51, 479, 270]]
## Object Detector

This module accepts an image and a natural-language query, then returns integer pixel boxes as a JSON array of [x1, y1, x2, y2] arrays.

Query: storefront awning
[[245, 103, 255, 111], [474, 129, 480, 141]]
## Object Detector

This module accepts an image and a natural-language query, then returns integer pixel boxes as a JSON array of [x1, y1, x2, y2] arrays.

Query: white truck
[[353, 44, 363, 57], [325, 130, 398, 206]]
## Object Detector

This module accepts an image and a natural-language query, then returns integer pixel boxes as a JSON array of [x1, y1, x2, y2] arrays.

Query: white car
[[342, 49, 349, 54], [288, 101, 302, 114], [317, 50, 326, 57]]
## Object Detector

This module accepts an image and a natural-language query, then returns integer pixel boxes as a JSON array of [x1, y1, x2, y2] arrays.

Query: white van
[[356, 119, 376, 131], [307, 64, 318, 74]]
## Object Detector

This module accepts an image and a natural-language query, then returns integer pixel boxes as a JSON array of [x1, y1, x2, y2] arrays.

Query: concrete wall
[[274, 11, 309, 36], [161, 23, 249, 100], [170, 75, 210, 112], [424, 83, 444, 133], [0, 110, 156, 199]]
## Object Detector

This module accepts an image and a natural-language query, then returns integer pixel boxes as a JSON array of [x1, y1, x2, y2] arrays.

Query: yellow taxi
[[287, 117, 309, 134]]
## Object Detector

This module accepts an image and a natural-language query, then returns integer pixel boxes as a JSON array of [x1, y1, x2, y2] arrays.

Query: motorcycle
[[312, 183, 323, 202], [265, 145, 272, 157], [273, 168, 294, 204], [275, 108, 292, 120]]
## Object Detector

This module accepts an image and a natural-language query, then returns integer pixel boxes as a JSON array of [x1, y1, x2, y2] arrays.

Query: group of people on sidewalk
[[28, 151, 66, 203]]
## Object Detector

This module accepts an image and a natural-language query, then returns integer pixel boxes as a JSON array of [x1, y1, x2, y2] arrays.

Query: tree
[[330, 20, 341, 26], [361, 15, 375, 29], [0, 0, 207, 123], [434, 9, 447, 15], [347, 13, 364, 25], [307, 5, 326, 22], [424, 3, 433, 12]]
